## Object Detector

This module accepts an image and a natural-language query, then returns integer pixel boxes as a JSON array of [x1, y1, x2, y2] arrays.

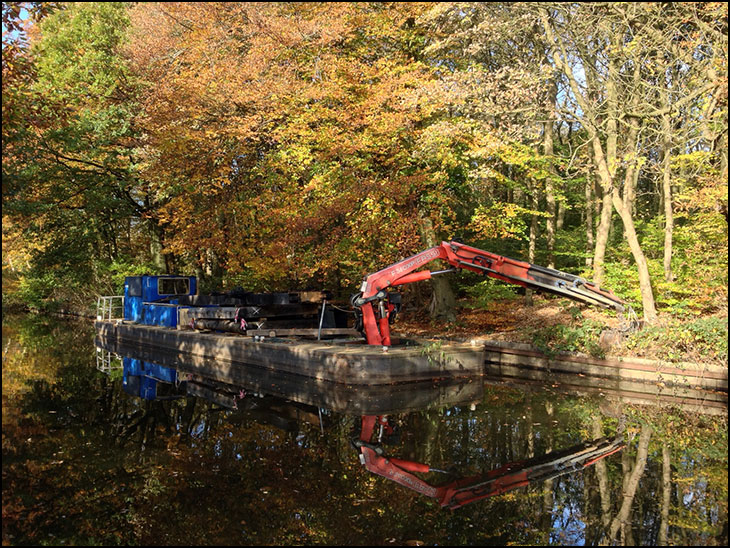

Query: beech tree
[[541, 2, 726, 323]]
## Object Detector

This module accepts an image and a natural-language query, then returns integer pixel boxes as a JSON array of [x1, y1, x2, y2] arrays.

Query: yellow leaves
[[279, 143, 315, 169], [121, 1, 518, 290], [471, 202, 549, 241], [414, 119, 474, 170]]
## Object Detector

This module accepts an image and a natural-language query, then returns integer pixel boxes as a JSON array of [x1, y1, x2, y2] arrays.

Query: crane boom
[[352, 241, 626, 346]]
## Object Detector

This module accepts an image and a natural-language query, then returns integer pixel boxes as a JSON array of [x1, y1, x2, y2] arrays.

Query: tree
[[4, 1, 726, 322], [3, 2, 151, 296], [125, 2, 472, 317]]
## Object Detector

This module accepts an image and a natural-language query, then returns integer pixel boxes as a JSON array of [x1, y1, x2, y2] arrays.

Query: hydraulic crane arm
[[352, 241, 626, 346]]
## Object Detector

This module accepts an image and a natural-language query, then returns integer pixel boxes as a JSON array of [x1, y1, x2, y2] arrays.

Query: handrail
[[96, 295, 125, 321]]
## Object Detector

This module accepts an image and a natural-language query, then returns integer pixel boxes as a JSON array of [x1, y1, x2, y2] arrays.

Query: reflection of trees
[[541, 400, 555, 542], [659, 442, 671, 545], [368, 391, 726, 546], [593, 417, 613, 529], [606, 423, 652, 545]]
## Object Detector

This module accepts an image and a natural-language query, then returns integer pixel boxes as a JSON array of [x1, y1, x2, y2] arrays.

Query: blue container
[[142, 303, 178, 328], [123, 277, 144, 322], [139, 377, 158, 400], [146, 362, 177, 384], [124, 275, 197, 325], [125, 357, 144, 376], [123, 357, 149, 398]]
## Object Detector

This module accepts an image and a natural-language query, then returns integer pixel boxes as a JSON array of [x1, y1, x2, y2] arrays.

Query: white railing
[[96, 295, 125, 321]]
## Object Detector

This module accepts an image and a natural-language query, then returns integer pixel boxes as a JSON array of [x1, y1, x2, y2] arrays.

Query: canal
[[2, 313, 727, 545]]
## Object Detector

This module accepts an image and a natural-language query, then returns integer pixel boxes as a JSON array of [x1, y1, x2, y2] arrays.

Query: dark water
[[2, 314, 728, 546]]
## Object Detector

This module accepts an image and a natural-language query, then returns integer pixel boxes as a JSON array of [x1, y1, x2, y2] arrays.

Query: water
[[2, 314, 728, 546]]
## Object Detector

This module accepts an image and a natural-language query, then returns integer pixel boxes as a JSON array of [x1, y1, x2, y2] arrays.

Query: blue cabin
[[123, 275, 197, 327]]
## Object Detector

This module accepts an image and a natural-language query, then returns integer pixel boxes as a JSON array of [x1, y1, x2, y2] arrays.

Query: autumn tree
[[125, 2, 476, 318], [540, 3, 728, 323]]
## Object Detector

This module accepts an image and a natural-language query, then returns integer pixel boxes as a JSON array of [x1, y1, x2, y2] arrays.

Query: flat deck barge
[[95, 320, 484, 385], [94, 275, 727, 402]]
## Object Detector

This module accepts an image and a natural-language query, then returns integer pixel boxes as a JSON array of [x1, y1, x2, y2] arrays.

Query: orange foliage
[[126, 2, 445, 290]]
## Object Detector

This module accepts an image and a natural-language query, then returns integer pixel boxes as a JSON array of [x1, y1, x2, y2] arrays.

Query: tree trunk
[[593, 138, 658, 323], [419, 214, 457, 321], [592, 47, 619, 290], [617, 203, 657, 323], [585, 172, 594, 267], [623, 59, 643, 219], [526, 180, 540, 306], [661, 102, 675, 282], [592, 180, 613, 287], [662, 143, 674, 282], [543, 82, 558, 269], [149, 221, 168, 273], [556, 200, 565, 231]]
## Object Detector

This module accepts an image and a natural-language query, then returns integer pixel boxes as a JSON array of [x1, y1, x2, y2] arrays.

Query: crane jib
[[357, 240, 628, 346], [456, 260, 625, 312]]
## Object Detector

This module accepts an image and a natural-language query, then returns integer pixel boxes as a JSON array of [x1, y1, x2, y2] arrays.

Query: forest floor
[[394, 295, 728, 366], [395, 295, 620, 343]]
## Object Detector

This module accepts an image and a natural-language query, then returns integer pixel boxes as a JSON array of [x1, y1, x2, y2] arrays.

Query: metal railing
[[96, 295, 124, 321]]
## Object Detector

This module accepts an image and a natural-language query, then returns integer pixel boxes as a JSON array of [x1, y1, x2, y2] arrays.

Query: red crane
[[352, 241, 626, 346]]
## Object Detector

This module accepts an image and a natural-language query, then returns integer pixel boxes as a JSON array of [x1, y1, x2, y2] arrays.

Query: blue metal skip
[[122, 357, 179, 400]]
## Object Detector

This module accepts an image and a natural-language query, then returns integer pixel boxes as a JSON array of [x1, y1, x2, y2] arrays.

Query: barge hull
[[95, 321, 484, 385]]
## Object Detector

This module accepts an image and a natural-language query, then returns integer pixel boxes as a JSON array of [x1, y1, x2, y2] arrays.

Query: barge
[[94, 274, 485, 385]]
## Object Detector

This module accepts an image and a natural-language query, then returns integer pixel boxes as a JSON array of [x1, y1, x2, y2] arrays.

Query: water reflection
[[353, 415, 624, 510], [2, 315, 727, 546], [97, 340, 727, 546], [109, 347, 628, 511], [96, 337, 486, 415]]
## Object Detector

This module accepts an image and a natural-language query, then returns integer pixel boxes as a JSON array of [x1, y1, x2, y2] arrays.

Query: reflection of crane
[[352, 241, 627, 346], [352, 415, 625, 510]]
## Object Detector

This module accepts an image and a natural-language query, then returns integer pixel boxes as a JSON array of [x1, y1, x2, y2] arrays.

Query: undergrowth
[[625, 316, 728, 366]]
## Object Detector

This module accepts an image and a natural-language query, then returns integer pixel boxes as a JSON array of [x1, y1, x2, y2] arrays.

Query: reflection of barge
[[97, 341, 484, 415], [97, 344, 623, 512], [94, 274, 484, 386]]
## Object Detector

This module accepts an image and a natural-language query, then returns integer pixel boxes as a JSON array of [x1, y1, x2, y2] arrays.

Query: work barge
[[95, 273, 727, 413], [95, 274, 484, 385]]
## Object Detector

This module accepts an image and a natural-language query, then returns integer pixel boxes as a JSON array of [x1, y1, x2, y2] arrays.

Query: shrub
[[462, 278, 519, 310], [625, 316, 728, 365], [529, 318, 606, 358]]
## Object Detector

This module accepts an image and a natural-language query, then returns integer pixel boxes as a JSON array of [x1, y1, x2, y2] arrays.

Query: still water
[[2, 314, 728, 546]]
